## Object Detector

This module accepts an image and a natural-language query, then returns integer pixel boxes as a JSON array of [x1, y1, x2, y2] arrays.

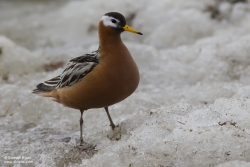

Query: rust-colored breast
[[48, 21, 140, 110]]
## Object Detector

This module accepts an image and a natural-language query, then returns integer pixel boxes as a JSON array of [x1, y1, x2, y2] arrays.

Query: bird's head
[[100, 12, 143, 35]]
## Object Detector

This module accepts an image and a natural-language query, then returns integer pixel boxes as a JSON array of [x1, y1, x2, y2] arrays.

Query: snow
[[1, 0, 250, 166]]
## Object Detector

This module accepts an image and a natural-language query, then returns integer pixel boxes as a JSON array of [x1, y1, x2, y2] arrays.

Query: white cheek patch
[[101, 16, 119, 28]]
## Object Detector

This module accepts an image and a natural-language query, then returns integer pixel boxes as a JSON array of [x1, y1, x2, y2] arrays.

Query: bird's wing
[[56, 50, 100, 89], [33, 49, 100, 94]]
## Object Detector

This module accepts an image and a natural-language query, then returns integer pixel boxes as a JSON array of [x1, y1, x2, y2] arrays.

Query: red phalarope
[[33, 12, 143, 145]]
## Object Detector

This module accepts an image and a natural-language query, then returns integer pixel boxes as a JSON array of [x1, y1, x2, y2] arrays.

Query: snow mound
[[0, 36, 44, 76]]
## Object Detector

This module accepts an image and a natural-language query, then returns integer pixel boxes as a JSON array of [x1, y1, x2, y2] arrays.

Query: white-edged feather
[[33, 49, 100, 94]]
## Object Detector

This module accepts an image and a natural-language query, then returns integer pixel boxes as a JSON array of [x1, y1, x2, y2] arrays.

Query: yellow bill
[[123, 24, 143, 35]]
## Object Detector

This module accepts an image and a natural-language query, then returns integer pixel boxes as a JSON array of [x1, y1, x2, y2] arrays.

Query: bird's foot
[[76, 139, 96, 150], [107, 125, 121, 141]]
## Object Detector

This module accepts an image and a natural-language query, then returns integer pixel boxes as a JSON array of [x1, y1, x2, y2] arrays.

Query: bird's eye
[[111, 19, 117, 23]]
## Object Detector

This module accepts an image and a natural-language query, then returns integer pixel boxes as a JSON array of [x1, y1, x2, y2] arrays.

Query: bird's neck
[[99, 32, 122, 45], [99, 33, 123, 56], [98, 22, 124, 57]]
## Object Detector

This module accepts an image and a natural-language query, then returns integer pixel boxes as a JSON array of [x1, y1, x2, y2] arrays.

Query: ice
[[1, 0, 250, 167], [0, 36, 44, 76]]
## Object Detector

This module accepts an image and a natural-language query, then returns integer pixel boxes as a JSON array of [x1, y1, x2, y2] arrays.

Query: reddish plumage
[[33, 12, 142, 145]]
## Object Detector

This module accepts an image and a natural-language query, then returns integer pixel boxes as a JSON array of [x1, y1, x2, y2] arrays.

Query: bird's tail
[[32, 83, 55, 94], [32, 76, 60, 94]]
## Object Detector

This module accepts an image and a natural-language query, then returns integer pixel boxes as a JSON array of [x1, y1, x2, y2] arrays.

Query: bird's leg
[[104, 107, 116, 131], [79, 110, 84, 145]]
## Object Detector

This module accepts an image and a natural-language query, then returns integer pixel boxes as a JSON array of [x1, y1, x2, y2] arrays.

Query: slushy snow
[[1, 0, 250, 166]]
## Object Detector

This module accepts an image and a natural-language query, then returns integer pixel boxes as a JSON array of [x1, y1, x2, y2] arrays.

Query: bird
[[33, 12, 142, 146]]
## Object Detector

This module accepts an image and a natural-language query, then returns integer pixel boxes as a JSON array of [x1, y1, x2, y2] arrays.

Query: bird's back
[[32, 49, 100, 96]]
